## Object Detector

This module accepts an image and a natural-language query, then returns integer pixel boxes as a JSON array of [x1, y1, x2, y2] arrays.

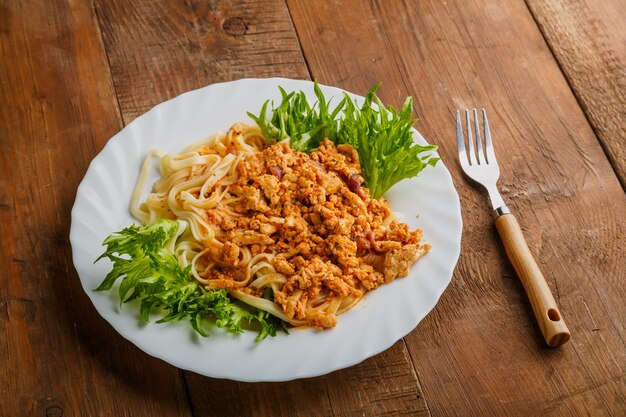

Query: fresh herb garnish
[[247, 82, 439, 198], [95, 219, 283, 342], [336, 86, 440, 198], [248, 83, 346, 152]]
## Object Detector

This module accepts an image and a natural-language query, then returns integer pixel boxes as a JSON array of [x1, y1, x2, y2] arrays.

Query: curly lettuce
[[248, 82, 439, 198], [95, 219, 283, 342]]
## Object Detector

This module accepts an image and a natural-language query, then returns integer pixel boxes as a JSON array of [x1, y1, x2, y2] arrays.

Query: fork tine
[[473, 109, 487, 165], [482, 109, 496, 163], [456, 111, 468, 166], [465, 110, 478, 165]]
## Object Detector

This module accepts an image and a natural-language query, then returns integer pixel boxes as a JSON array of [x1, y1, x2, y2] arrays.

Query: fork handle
[[495, 213, 571, 347]]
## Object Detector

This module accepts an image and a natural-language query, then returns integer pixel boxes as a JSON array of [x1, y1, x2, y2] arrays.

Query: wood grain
[[94, 0, 308, 123], [287, 0, 626, 415], [0, 0, 192, 415], [186, 341, 428, 417], [323, 340, 430, 417], [3, 0, 625, 416], [525, 0, 626, 188], [92, 0, 428, 416]]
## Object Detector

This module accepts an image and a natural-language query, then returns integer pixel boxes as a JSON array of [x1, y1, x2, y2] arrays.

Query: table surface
[[2, 1, 625, 416]]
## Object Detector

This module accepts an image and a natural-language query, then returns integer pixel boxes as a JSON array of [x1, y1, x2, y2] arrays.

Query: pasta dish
[[96, 83, 439, 340], [130, 123, 430, 329]]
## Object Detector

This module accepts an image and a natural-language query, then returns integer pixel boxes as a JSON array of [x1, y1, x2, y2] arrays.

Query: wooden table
[[2, 1, 624, 415]]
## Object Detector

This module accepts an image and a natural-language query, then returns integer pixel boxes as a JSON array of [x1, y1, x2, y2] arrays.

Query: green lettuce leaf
[[247, 82, 439, 198], [95, 219, 283, 341], [335, 86, 439, 198]]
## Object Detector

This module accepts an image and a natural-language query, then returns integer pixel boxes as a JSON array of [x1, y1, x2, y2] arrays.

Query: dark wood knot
[[222, 17, 247, 36], [46, 406, 63, 417]]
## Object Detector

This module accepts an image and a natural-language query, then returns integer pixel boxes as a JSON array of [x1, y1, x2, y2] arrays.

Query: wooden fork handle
[[495, 213, 571, 347]]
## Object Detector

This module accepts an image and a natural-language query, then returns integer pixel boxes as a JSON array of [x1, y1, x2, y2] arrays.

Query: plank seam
[[283, 0, 314, 81], [366, 1, 435, 414], [401, 337, 433, 417], [90, 0, 125, 128], [88, 1, 196, 415], [181, 371, 198, 417], [279, 5, 334, 412], [522, 0, 625, 192]]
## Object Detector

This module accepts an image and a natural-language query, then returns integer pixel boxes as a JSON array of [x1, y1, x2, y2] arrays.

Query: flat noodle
[[131, 122, 430, 329]]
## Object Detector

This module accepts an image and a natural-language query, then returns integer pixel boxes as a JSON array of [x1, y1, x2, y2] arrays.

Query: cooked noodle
[[132, 122, 430, 329]]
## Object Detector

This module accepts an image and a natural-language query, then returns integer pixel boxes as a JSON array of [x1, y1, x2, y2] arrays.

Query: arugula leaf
[[247, 82, 439, 198], [95, 219, 283, 341]]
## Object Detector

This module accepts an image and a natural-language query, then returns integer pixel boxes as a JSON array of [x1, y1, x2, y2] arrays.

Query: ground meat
[[229, 230, 274, 246], [336, 143, 360, 164], [309, 311, 337, 329], [327, 235, 358, 268], [273, 258, 295, 276], [383, 243, 431, 282], [205, 137, 430, 329], [220, 242, 240, 266], [256, 174, 281, 205]]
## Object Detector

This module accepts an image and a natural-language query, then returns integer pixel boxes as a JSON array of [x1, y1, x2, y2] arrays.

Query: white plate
[[70, 78, 462, 382]]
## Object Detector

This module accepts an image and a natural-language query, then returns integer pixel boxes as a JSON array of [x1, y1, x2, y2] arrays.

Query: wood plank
[[186, 340, 428, 417], [323, 340, 429, 417], [287, 0, 626, 415], [93, 1, 429, 415], [0, 0, 192, 416], [185, 371, 334, 417], [525, 0, 626, 188], [94, 0, 308, 123]]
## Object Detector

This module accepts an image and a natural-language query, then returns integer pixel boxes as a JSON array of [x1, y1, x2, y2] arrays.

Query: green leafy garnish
[[247, 82, 439, 198], [95, 219, 283, 342], [335, 86, 440, 198], [248, 83, 347, 152]]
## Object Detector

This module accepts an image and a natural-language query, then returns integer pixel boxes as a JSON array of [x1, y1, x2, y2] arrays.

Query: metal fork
[[456, 109, 570, 347]]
